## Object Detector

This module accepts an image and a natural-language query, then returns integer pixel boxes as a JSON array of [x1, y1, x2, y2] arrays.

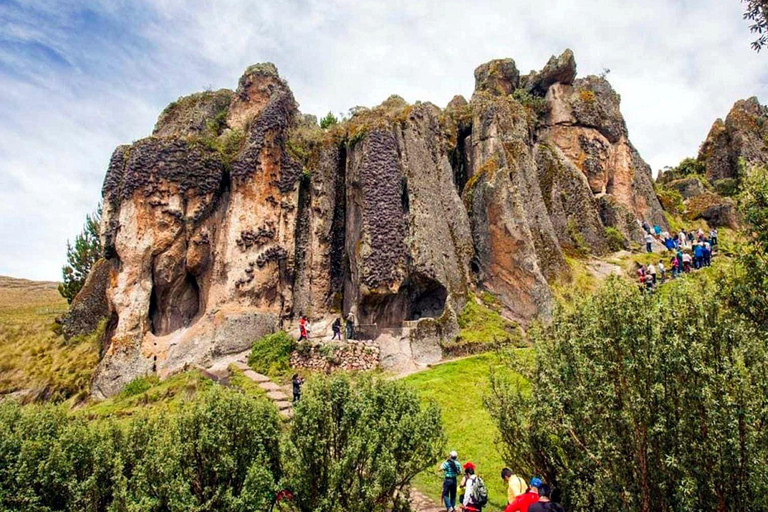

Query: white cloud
[[0, 0, 766, 280]]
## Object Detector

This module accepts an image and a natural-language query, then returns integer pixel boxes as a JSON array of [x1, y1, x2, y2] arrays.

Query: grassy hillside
[[0, 276, 100, 402], [404, 353, 531, 511]]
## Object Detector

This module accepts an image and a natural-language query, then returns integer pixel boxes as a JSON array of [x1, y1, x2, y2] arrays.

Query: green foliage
[[743, 0, 768, 51], [283, 374, 445, 512], [726, 166, 768, 327], [455, 295, 523, 348], [319, 111, 339, 129], [658, 157, 707, 184], [248, 331, 296, 380], [0, 386, 282, 511], [604, 227, 626, 252], [654, 185, 685, 214], [486, 273, 768, 512], [120, 375, 159, 397], [713, 177, 740, 197], [58, 206, 102, 304], [512, 89, 549, 130]]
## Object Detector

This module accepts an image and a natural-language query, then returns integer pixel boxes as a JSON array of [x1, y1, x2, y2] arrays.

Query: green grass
[[248, 331, 296, 382], [404, 353, 531, 511]]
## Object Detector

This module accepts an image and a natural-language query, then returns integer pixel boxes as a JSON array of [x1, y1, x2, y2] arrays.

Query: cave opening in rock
[[359, 275, 447, 327], [148, 272, 201, 336]]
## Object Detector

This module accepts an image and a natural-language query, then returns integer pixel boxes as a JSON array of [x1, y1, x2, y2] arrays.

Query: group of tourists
[[440, 452, 564, 512], [638, 225, 718, 292], [295, 312, 358, 342]]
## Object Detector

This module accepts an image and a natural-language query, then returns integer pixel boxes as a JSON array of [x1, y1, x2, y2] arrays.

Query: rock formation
[[83, 51, 667, 396], [699, 97, 768, 182]]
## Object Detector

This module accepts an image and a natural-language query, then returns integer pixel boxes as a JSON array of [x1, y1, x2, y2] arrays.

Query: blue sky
[[1, 0, 766, 281]]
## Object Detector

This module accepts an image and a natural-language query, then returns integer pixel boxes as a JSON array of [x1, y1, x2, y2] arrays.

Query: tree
[[320, 112, 338, 129], [58, 205, 102, 303], [743, 0, 768, 51], [283, 374, 445, 512], [486, 274, 768, 512]]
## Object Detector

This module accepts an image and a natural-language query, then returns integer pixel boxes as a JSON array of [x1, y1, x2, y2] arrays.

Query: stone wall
[[290, 340, 380, 372]]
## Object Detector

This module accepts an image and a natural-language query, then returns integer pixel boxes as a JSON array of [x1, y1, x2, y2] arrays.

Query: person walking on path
[[501, 468, 527, 505], [647, 262, 657, 284], [645, 232, 654, 253], [345, 310, 356, 340], [292, 374, 304, 402], [505, 477, 542, 512], [440, 451, 462, 512], [658, 261, 666, 283], [527, 484, 565, 512], [298, 315, 309, 341], [331, 317, 342, 340]]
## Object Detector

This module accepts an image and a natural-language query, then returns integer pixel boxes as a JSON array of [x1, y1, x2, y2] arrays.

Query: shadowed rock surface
[[88, 53, 672, 396]]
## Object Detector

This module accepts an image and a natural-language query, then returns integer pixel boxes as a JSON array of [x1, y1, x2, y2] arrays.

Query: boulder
[[668, 177, 706, 200], [473, 59, 520, 96], [61, 258, 114, 340], [523, 49, 577, 96]]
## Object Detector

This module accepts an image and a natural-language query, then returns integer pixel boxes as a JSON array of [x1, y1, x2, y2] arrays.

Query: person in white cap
[[440, 450, 462, 512]]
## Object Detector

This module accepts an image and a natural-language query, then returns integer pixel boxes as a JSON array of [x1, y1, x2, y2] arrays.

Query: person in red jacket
[[505, 477, 542, 512]]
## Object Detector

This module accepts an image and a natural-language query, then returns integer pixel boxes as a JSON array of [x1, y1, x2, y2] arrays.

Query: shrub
[[604, 227, 625, 252], [319, 112, 338, 129], [248, 331, 296, 379], [486, 275, 768, 512], [0, 387, 283, 511], [283, 374, 445, 512], [654, 185, 684, 214]]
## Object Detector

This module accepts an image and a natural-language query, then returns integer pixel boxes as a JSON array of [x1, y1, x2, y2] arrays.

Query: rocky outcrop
[[61, 258, 114, 341], [699, 97, 768, 182], [668, 177, 706, 200], [89, 53, 669, 395]]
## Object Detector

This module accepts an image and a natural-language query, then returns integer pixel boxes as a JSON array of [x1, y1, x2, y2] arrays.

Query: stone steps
[[220, 360, 293, 419]]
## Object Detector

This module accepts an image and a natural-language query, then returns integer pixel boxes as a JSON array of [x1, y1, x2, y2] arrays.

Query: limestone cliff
[[87, 52, 667, 396]]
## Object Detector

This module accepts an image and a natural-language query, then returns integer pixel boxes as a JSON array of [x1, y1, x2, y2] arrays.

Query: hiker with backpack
[[440, 451, 462, 512], [501, 468, 527, 505], [331, 317, 342, 340], [460, 462, 488, 511]]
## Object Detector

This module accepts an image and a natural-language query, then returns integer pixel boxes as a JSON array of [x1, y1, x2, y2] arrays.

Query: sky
[[0, 0, 766, 281]]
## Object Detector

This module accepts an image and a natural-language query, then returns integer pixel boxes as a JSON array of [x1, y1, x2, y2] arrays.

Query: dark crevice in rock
[[291, 172, 311, 316], [450, 124, 472, 195], [329, 144, 348, 306]]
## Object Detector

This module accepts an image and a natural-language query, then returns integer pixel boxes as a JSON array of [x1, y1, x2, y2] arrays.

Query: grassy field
[[0, 275, 100, 402], [404, 353, 531, 512]]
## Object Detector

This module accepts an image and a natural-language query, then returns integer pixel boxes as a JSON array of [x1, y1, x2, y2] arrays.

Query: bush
[[486, 275, 768, 512], [0, 387, 283, 511], [713, 177, 740, 197], [319, 112, 338, 129], [248, 331, 296, 379], [654, 185, 684, 214], [283, 374, 445, 512], [604, 227, 625, 252]]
